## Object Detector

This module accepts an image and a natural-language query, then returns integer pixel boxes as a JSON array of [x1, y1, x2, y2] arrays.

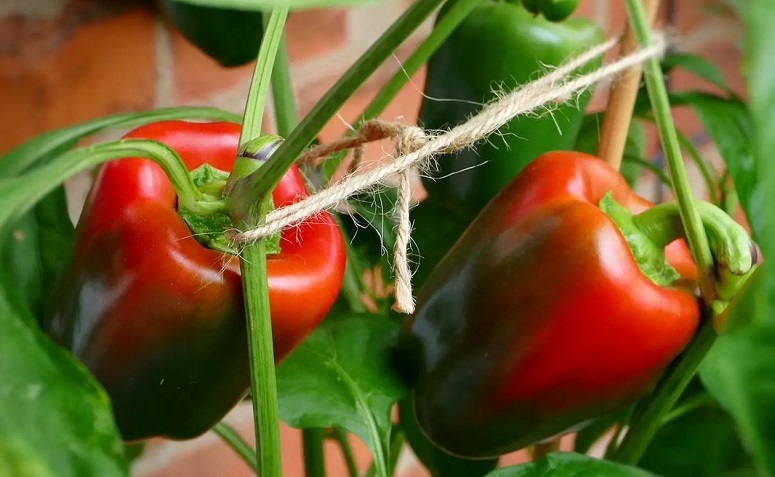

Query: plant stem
[[388, 428, 406, 476], [301, 428, 326, 477], [609, 0, 720, 464], [317, 0, 478, 179], [239, 8, 290, 146], [331, 427, 359, 477], [1, 106, 241, 176], [361, 0, 478, 121], [240, 235, 282, 477], [231, 0, 444, 205], [233, 8, 289, 477], [271, 35, 298, 137], [267, 32, 329, 477], [0, 140, 200, 235], [624, 0, 716, 299], [213, 423, 258, 472], [363, 427, 405, 477], [612, 320, 716, 464]]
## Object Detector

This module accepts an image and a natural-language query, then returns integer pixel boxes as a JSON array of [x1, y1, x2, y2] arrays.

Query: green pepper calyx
[[179, 164, 281, 255], [599, 193, 680, 287]]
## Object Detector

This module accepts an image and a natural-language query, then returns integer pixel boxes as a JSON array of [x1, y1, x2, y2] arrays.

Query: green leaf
[[162, 0, 264, 67], [670, 93, 758, 237], [172, 0, 376, 10], [699, 320, 775, 475], [1, 187, 75, 320], [639, 396, 753, 477], [276, 314, 407, 477], [0, 274, 127, 477], [398, 398, 498, 477], [663, 53, 730, 92], [697, 5, 775, 475], [484, 452, 658, 477], [0, 106, 240, 176], [746, 0, 775, 311]]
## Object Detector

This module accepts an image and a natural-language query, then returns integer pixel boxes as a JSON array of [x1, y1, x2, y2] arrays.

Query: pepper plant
[[1, 1, 773, 477]]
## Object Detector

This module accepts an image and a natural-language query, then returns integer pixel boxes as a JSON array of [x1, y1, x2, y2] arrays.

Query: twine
[[227, 31, 668, 314]]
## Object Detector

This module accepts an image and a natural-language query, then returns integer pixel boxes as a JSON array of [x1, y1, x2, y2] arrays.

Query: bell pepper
[[45, 121, 346, 442], [394, 151, 756, 458], [419, 0, 603, 216]]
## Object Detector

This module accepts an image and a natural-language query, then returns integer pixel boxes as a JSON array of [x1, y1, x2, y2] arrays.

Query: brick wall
[[0, 0, 742, 475]]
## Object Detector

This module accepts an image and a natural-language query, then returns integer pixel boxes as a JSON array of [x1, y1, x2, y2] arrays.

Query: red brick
[[286, 9, 349, 63], [168, 22, 255, 104], [0, 5, 155, 154]]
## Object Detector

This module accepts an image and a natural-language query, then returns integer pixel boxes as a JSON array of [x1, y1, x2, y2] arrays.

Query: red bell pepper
[[395, 151, 705, 457], [46, 121, 346, 442]]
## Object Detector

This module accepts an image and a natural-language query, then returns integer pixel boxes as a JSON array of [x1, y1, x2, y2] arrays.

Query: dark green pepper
[[419, 1, 602, 216]]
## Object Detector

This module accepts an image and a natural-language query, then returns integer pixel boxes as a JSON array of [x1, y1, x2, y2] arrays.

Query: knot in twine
[[227, 31, 668, 314]]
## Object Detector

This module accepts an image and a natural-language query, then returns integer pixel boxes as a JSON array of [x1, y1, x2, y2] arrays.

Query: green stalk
[[271, 35, 298, 137], [318, 0, 479, 179], [239, 8, 290, 146], [213, 423, 258, 472], [1, 106, 241, 176], [624, 0, 715, 297], [611, 320, 716, 463], [239, 232, 282, 477], [610, 0, 721, 464], [361, 0, 478, 120], [0, 140, 204, 236], [331, 427, 359, 477], [232, 8, 289, 477], [267, 30, 328, 476], [230, 0, 444, 206], [363, 427, 405, 477], [302, 428, 326, 477]]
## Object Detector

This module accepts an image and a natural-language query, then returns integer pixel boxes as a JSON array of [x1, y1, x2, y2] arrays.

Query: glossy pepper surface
[[395, 151, 700, 458], [419, 1, 602, 216], [46, 121, 346, 442]]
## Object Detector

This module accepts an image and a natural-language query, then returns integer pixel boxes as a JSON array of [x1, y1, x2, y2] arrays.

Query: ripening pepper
[[45, 121, 346, 442], [394, 151, 756, 458], [419, 1, 602, 216]]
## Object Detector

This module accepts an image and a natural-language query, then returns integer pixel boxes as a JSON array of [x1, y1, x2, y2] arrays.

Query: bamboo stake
[[597, 0, 661, 171]]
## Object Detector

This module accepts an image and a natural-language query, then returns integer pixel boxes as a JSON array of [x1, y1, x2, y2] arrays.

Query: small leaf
[[663, 53, 730, 92], [276, 314, 407, 477], [0, 274, 127, 477], [484, 452, 657, 477], [669, 93, 758, 237]]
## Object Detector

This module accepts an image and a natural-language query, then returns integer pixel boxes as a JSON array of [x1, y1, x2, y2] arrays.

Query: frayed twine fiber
[[226, 31, 668, 314]]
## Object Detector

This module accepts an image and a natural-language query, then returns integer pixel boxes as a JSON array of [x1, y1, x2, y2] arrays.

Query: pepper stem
[[602, 193, 758, 307], [633, 200, 758, 307]]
